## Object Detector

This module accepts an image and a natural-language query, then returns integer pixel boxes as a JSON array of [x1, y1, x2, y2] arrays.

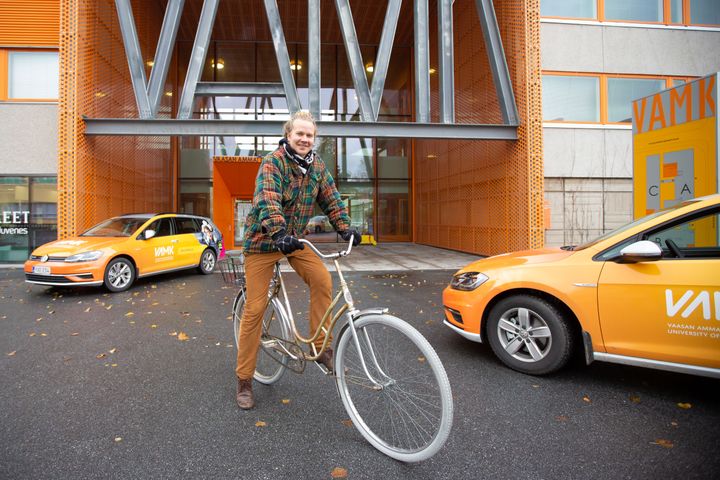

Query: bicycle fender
[[350, 307, 388, 319]]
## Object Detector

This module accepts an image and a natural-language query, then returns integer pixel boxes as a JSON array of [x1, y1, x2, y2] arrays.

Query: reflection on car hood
[[31, 237, 127, 256], [457, 248, 574, 273]]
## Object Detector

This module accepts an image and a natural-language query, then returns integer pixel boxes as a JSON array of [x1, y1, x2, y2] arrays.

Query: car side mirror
[[142, 229, 156, 240], [615, 240, 662, 263]]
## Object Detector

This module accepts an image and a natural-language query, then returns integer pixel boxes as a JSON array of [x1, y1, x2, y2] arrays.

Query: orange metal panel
[[0, 0, 60, 47], [415, 0, 544, 256], [58, 0, 175, 239]]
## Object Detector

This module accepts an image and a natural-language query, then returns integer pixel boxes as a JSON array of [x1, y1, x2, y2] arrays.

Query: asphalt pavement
[[1, 246, 719, 479]]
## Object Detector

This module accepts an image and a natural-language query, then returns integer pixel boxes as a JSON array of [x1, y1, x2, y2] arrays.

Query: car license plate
[[33, 265, 51, 275]]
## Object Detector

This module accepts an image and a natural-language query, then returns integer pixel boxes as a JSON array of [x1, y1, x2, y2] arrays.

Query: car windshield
[[80, 217, 148, 237], [572, 199, 701, 251]]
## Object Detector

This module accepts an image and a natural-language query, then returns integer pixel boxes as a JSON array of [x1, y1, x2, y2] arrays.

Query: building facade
[[2, 0, 718, 264], [540, 0, 720, 246], [0, 0, 59, 262]]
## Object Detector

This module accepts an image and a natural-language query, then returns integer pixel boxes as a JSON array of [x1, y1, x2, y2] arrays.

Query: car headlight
[[65, 250, 103, 263], [450, 271, 488, 291]]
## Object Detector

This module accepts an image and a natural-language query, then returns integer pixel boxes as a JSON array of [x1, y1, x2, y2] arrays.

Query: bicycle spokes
[[260, 334, 305, 374]]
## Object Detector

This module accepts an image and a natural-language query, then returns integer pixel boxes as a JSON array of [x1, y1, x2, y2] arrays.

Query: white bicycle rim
[[335, 314, 453, 462]]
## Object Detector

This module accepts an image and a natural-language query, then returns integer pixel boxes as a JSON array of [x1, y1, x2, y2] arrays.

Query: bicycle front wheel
[[335, 314, 453, 462], [233, 289, 291, 385]]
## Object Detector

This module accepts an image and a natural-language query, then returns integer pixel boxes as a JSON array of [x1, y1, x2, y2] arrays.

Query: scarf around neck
[[279, 138, 314, 175]]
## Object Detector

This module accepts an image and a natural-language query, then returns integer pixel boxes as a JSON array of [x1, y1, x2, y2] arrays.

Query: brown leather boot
[[236, 378, 255, 410], [316, 347, 334, 373]]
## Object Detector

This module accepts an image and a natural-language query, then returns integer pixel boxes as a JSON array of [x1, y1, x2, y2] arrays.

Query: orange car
[[443, 194, 720, 378], [25, 213, 224, 292]]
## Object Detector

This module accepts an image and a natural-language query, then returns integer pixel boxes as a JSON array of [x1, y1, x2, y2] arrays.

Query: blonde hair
[[283, 110, 317, 137]]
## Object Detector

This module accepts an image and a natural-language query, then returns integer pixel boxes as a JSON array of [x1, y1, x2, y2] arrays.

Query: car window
[[81, 217, 147, 237], [146, 218, 173, 238], [643, 207, 720, 259], [176, 217, 198, 234]]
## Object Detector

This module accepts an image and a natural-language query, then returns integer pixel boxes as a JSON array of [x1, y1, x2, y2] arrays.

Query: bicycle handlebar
[[298, 234, 354, 260]]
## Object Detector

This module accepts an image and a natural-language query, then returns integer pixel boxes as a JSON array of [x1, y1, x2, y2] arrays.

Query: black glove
[[339, 228, 361, 246], [272, 230, 304, 255]]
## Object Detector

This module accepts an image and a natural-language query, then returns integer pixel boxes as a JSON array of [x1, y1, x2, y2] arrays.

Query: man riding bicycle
[[235, 111, 360, 410]]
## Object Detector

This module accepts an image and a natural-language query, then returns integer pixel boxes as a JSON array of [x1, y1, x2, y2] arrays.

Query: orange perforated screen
[[58, 0, 175, 238], [415, 0, 544, 255], [0, 0, 59, 47]]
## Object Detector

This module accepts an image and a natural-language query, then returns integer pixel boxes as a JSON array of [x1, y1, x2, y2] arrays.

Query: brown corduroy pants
[[235, 247, 332, 380]]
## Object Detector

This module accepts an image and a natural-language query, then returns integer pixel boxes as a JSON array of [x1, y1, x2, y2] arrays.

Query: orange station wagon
[[25, 214, 223, 292], [443, 194, 720, 378]]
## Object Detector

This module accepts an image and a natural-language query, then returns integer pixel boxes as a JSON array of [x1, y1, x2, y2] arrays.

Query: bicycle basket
[[218, 255, 245, 286]]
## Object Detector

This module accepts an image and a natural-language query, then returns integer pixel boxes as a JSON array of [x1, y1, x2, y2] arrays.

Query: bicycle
[[220, 238, 453, 462]]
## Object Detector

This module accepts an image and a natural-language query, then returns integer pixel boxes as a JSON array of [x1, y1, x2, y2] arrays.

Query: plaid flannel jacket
[[242, 146, 351, 254]]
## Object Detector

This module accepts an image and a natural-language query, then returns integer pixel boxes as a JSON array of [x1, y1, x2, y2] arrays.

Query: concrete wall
[[541, 21, 720, 246], [541, 22, 720, 76], [0, 103, 58, 175]]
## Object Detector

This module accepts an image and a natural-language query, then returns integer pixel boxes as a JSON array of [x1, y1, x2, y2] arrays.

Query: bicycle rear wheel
[[233, 289, 291, 385], [335, 314, 453, 462]]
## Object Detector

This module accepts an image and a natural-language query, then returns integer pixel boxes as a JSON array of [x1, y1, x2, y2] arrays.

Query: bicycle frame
[[269, 238, 392, 387]]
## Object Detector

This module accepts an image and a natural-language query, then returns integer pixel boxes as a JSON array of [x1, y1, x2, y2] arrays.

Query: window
[[644, 208, 720, 259], [607, 77, 666, 122], [6, 51, 59, 100], [690, 0, 720, 25], [541, 0, 720, 26], [175, 217, 199, 234], [605, 0, 662, 22], [543, 73, 695, 124], [541, 0, 596, 18], [147, 218, 173, 237], [542, 75, 600, 122]]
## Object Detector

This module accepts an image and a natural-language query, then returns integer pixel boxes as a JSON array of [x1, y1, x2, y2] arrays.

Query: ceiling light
[[365, 63, 374, 73], [211, 58, 225, 70], [164, 91, 173, 97], [429, 67, 437, 74], [290, 60, 302, 71], [146, 60, 154, 67]]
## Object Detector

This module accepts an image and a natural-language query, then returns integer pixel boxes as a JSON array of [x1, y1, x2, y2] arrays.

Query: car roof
[[115, 213, 212, 221]]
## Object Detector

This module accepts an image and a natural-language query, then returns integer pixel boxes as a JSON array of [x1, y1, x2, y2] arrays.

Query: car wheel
[[486, 295, 574, 375], [198, 248, 216, 274], [104, 257, 135, 293]]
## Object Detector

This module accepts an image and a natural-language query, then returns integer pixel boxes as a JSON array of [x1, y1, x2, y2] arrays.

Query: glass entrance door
[[233, 198, 252, 248]]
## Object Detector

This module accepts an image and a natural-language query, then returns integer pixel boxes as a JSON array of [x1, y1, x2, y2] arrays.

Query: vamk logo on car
[[666, 289, 720, 321], [154, 245, 174, 260]]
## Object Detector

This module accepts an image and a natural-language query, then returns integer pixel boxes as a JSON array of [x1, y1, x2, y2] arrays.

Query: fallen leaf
[[96, 353, 107, 359], [111, 364, 118, 367], [177, 332, 190, 341], [281, 399, 291, 405], [341, 419, 353, 427], [40, 333, 48, 337], [71, 333, 79, 336], [417, 356, 426, 363], [105, 305, 112, 310], [629, 395, 641, 404], [36, 317, 43, 322], [125, 312, 134, 317], [84, 307, 91, 313], [532, 384, 540, 388], [151, 324, 158, 329], [180, 311, 190, 317], [109, 348, 117, 354], [677, 402, 692, 409], [582, 395, 592, 403], [255, 421, 267, 427], [29, 333, 36, 337], [652, 439, 674, 448], [331, 467, 348, 478], [7, 351, 16, 356], [169, 331, 178, 336], [556, 415, 568, 422], [114, 437, 122, 442], [671, 421, 679, 427]]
